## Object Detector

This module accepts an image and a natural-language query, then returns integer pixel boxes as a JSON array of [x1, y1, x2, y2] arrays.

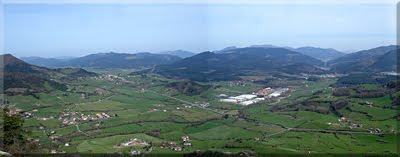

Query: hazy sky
[[4, 1, 397, 57]]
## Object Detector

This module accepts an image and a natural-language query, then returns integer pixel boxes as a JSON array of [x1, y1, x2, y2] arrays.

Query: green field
[[4, 70, 399, 155]]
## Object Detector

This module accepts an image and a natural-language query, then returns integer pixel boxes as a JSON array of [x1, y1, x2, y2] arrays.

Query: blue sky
[[4, 2, 397, 57]]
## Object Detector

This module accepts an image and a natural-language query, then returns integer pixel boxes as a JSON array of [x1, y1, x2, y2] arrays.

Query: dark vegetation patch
[[55, 68, 98, 78], [335, 73, 398, 86], [167, 80, 211, 96]]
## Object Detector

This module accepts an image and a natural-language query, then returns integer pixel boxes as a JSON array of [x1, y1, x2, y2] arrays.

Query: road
[[75, 124, 94, 138]]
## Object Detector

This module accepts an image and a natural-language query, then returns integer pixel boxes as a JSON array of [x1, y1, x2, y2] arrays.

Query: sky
[[3, 0, 398, 57]]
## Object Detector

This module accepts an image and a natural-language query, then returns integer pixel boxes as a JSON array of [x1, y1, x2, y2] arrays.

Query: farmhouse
[[181, 136, 190, 142], [118, 138, 150, 147], [338, 117, 348, 123], [23, 111, 34, 118], [96, 113, 103, 119], [38, 117, 48, 121], [131, 150, 141, 155], [173, 146, 183, 151], [101, 112, 111, 118]]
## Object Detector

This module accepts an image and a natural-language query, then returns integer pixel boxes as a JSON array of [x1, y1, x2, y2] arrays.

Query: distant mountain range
[[20, 56, 75, 68], [290, 47, 345, 62], [157, 50, 195, 58], [7, 45, 397, 95], [59, 52, 181, 68], [217, 45, 345, 61], [20, 45, 349, 70], [153, 47, 325, 81], [22, 52, 181, 69], [2, 54, 96, 94], [16, 45, 398, 82]]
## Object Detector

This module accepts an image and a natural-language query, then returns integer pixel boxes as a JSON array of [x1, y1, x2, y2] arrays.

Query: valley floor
[[2, 69, 399, 155]]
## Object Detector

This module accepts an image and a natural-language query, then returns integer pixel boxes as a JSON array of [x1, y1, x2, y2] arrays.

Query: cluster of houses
[[117, 138, 152, 155], [338, 117, 363, 129], [47, 131, 71, 150], [228, 81, 247, 87], [5, 106, 22, 116], [159, 136, 192, 152], [181, 136, 192, 147], [303, 74, 338, 79], [160, 141, 182, 151], [59, 111, 112, 126], [23, 109, 38, 118], [182, 104, 192, 109], [219, 87, 290, 106], [369, 128, 382, 134], [50, 149, 66, 154], [256, 87, 290, 98], [94, 74, 129, 84]]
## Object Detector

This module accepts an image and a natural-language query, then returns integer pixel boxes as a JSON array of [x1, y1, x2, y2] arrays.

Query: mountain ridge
[[327, 45, 398, 73], [2, 54, 96, 94], [153, 47, 326, 81], [22, 52, 182, 69]]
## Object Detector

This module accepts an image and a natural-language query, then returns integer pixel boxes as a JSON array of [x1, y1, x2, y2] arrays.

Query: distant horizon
[[10, 44, 397, 58], [4, 2, 396, 57]]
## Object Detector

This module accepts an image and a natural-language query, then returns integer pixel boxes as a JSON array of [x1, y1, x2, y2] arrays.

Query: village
[[219, 87, 291, 106], [94, 74, 127, 83], [58, 111, 113, 126]]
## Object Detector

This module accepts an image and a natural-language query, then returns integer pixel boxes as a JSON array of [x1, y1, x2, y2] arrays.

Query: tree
[[3, 108, 37, 155]]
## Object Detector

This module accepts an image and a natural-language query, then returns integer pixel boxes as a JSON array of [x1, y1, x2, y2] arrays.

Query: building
[[131, 150, 141, 155], [218, 94, 228, 97], [221, 94, 264, 106], [173, 147, 182, 151], [183, 142, 192, 146], [254, 87, 274, 96], [181, 136, 190, 142], [119, 138, 149, 147]]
